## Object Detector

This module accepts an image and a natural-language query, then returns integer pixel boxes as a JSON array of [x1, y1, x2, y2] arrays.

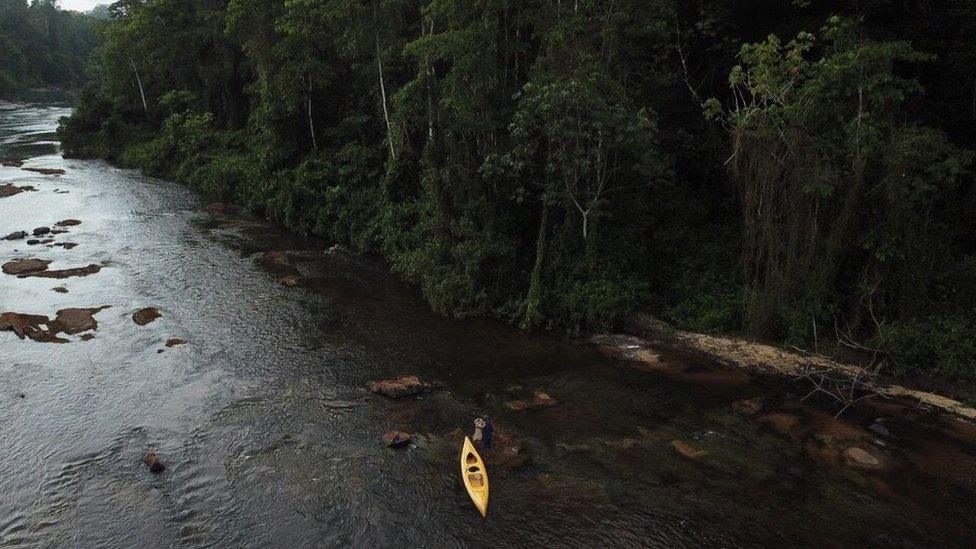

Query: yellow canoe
[[460, 436, 489, 517]]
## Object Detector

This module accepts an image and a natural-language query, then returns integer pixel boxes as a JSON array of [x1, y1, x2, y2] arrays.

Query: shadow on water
[[2, 102, 976, 548]]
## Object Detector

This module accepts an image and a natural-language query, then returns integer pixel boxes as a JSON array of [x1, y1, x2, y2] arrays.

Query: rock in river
[[369, 375, 439, 398], [144, 453, 165, 473], [0, 184, 23, 198], [21, 167, 65, 176], [0, 312, 49, 340], [382, 431, 412, 448], [671, 439, 709, 460], [843, 447, 882, 470], [55, 219, 82, 227], [133, 307, 162, 326], [49, 307, 111, 335], [2, 258, 51, 275], [18, 263, 101, 279], [506, 391, 559, 412], [3, 231, 26, 241], [32, 227, 51, 236], [731, 397, 765, 416]]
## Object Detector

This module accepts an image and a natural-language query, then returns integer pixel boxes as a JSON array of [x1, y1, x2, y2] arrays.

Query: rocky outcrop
[[369, 375, 440, 398], [132, 307, 162, 326], [382, 431, 412, 448], [19, 264, 101, 279], [0, 184, 23, 198], [49, 307, 111, 335], [731, 397, 765, 416], [506, 391, 559, 412], [843, 447, 882, 470], [2, 258, 51, 275], [0, 312, 49, 340], [671, 439, 708, 460], [22, 167, 65, 175]]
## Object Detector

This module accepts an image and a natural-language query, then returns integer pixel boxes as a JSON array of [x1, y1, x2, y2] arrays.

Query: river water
[[2, 102, 976, 548]]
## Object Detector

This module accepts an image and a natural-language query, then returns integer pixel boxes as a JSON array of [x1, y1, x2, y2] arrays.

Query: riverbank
[[595, 314, 976, 422]]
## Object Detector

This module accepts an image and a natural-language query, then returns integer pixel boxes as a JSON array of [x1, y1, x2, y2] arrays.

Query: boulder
[[49, 307, 110, 335], [757, 412, 804, 440], [32, 227, 51, 236], [0, 312, 49, 340], [165, 338, 188, 348], [369, 375, 439, 398], [671, 439, 709, 460], [0, 184, 23, 198], [52, 286, 68, 294], [278, 275, 301, 287], [144, 453, 165, 473], [3, 231, 26, 241], [55, 219, 82, 227], [21, 167, 65, 175], [2, 258, 51, 275], [132, 307, 162, 326], [382, 431, 412, 448], [731, 397, 765, 416], [843, 447, 882, 470], [18, 263, 100, 279], [506, 391, 559, 412]]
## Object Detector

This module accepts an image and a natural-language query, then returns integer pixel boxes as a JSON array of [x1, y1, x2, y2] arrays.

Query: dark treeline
[[59, 0, 976, 384], [0, 0, 99, 97]]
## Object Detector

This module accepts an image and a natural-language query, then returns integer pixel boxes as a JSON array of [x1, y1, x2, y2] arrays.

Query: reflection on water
[[2, 102, 976, 548]]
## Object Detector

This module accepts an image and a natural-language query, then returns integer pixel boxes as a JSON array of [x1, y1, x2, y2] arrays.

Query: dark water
[[2, 102, 976, 548]]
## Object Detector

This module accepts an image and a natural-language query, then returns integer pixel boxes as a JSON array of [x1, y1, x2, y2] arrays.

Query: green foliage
[[883, 317, 976, 382], [56, 0, 976, 383], [0, 0, 96, 97]]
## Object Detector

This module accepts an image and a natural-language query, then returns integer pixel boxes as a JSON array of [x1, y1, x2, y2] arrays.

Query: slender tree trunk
[[375, 35, 396, 161], [307, 73, 317, 150], [128, 55, 148, 113]]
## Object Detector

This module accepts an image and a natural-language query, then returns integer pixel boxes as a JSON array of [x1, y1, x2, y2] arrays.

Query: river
[[2, 102, 976, 548]]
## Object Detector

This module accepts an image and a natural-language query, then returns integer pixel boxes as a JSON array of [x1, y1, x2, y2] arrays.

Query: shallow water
[[2, 102, 976, 548]]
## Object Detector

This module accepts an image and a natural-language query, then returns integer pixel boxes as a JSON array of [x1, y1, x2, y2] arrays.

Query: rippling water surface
[[2, 102, 976, 548]]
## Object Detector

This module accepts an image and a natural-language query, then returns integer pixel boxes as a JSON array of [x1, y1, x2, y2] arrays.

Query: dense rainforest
[[57, 0, 976, 387], [0, 0, 99, 97]]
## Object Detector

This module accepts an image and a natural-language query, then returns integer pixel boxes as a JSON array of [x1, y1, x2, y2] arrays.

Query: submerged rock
[[0, 312, 49, 340], [506, 391, 560, 412], [133, 307, 162, 326], [3, 231, 26, 241], [757, 412, 804, 439], [49, 307, 111, 335], [369, 375, 439, 398], [2, 258, 51, 275], [22, 167, 65, 175], [671, 439, 709, 460], [19, 264, 101, 279], [0, 184, 23, 198], [731, 397, 765, 416], [144, 453, 165, 473], [278, 275, 302, 287], [382, 431, 412, 448], [2, 160, 23, 167], [843, 447, 882, 469]]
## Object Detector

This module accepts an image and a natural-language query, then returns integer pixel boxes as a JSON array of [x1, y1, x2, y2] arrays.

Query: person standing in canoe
[[473, 418, 494, 452]]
